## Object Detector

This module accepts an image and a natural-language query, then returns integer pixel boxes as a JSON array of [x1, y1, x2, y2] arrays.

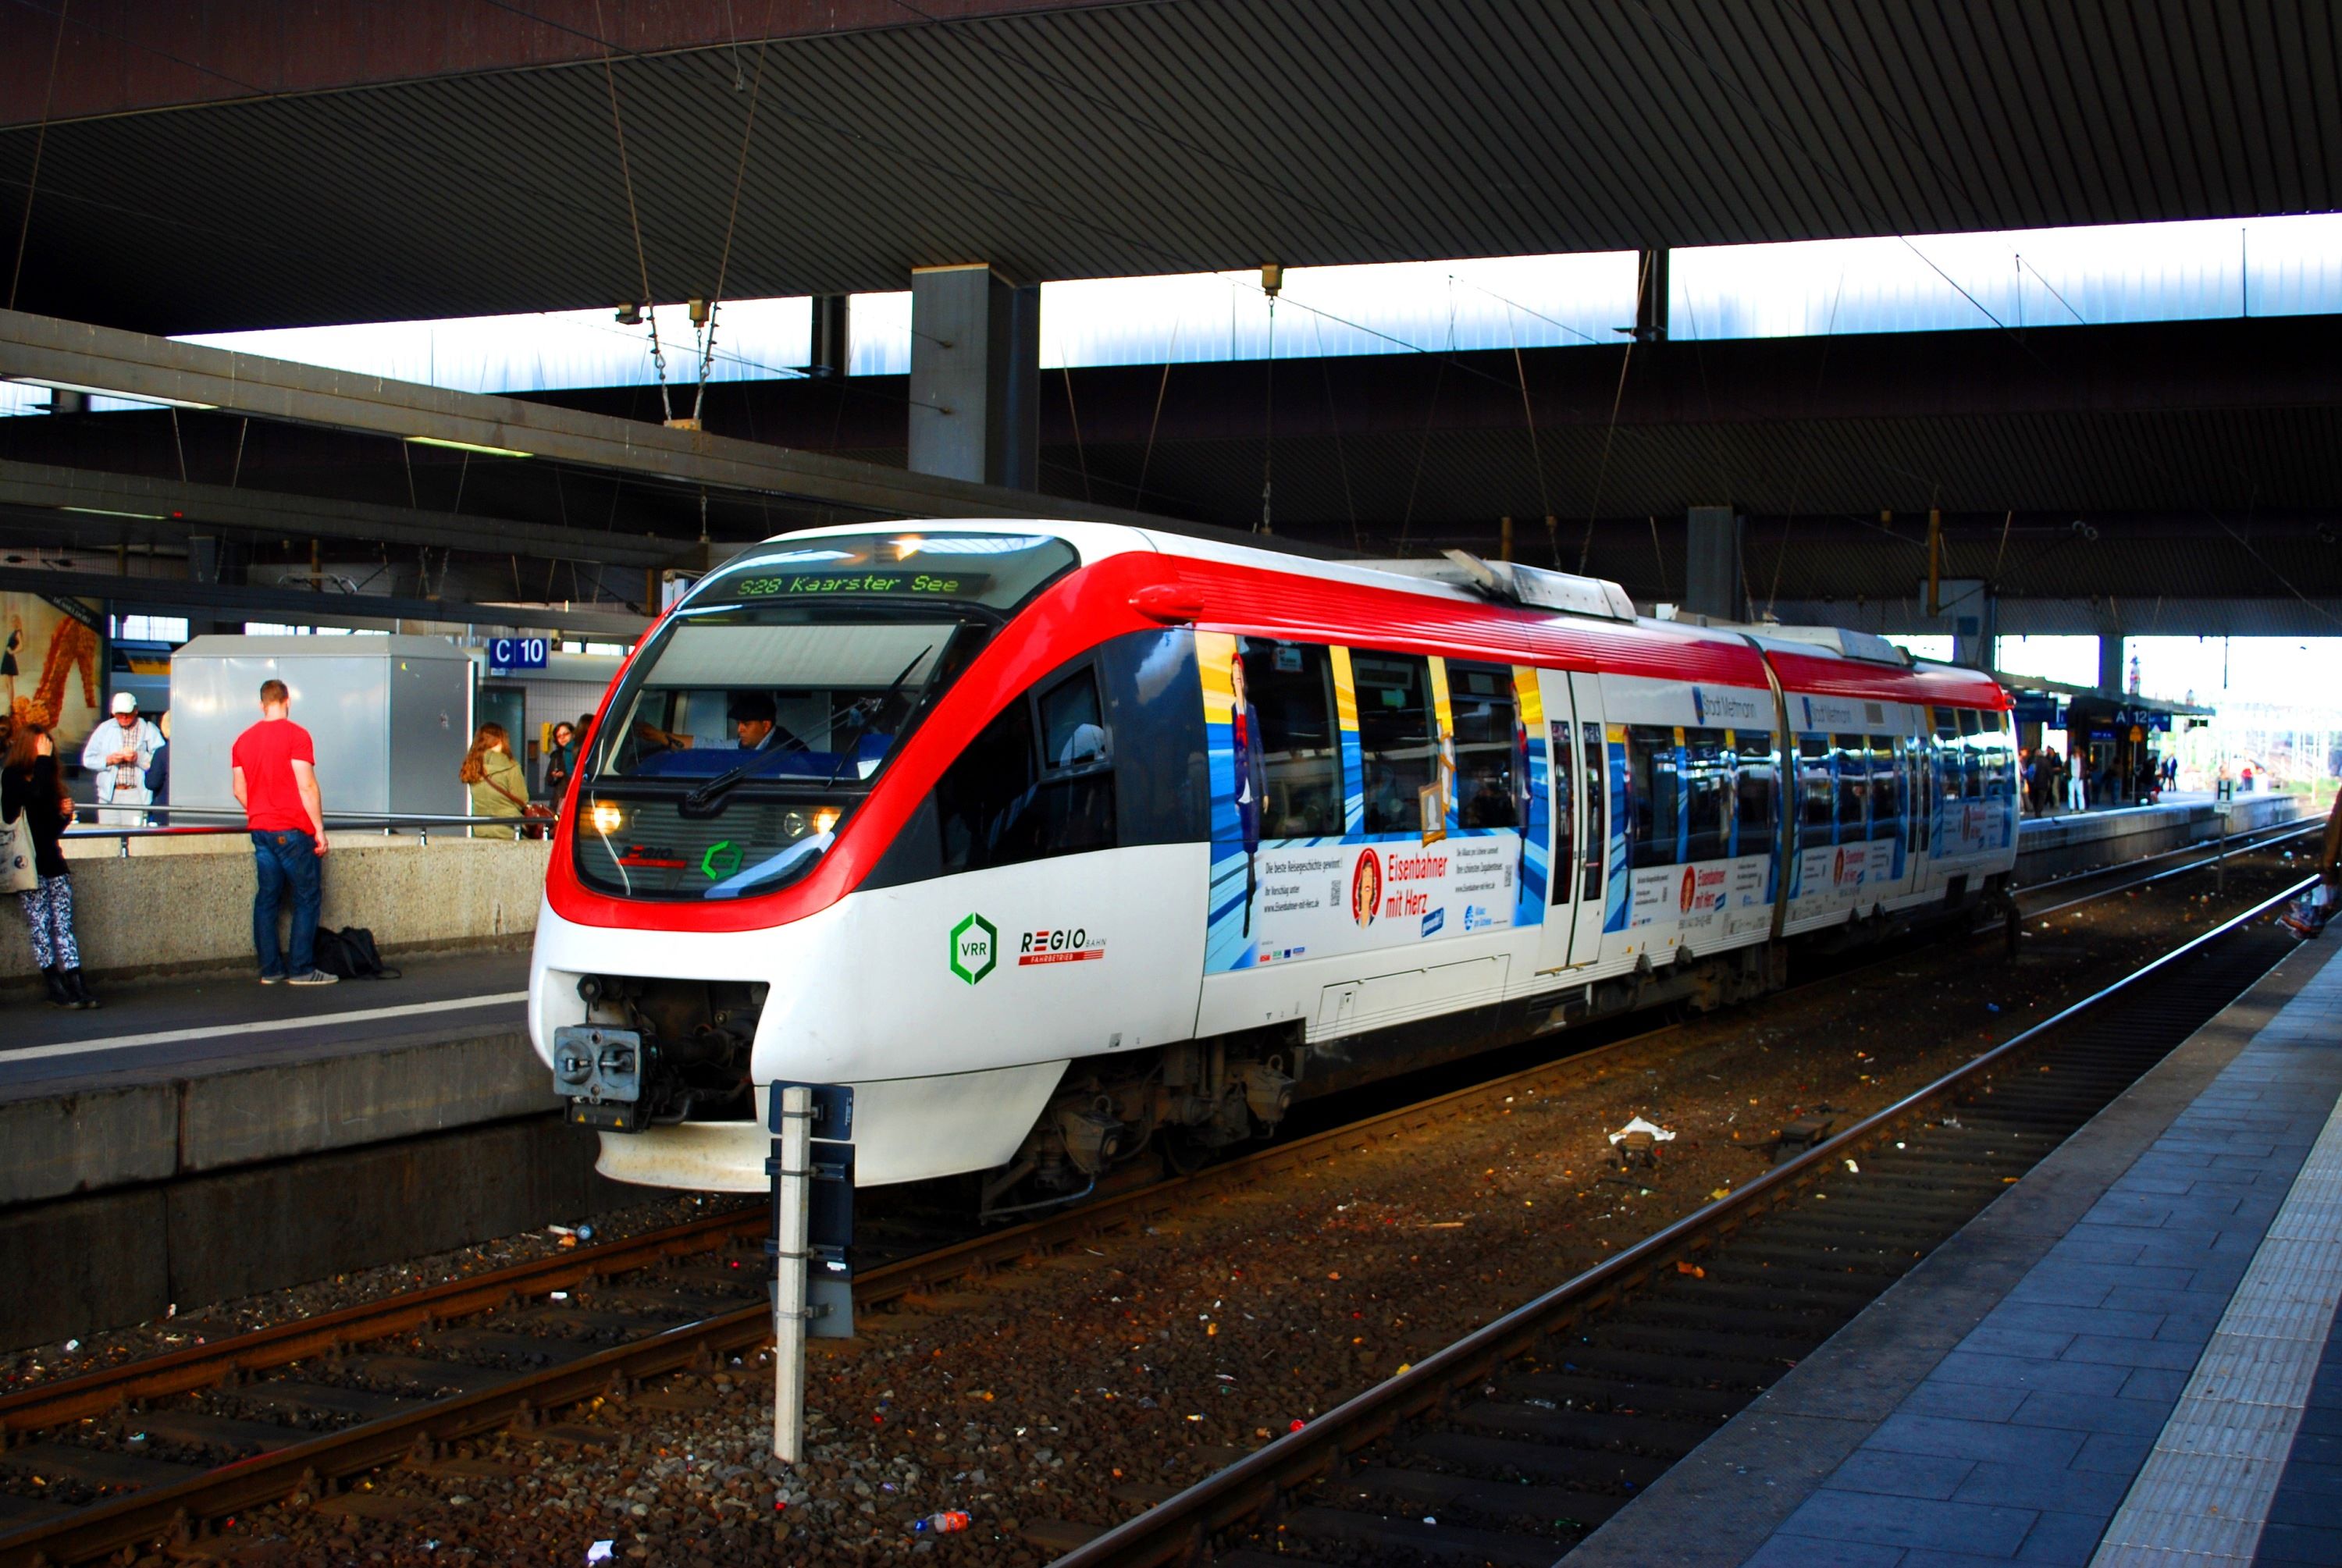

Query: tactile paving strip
[[2092, 1061, 2342, 1566]]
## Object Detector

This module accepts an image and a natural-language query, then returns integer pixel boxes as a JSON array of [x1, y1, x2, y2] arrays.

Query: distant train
[[530, 523, 2016, 1214]]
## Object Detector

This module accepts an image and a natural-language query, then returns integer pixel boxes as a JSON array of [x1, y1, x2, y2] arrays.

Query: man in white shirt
[[82, 692, 162, 827]]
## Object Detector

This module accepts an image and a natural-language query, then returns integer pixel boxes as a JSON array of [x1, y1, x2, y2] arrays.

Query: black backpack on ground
[[311, 925, 401, 980]]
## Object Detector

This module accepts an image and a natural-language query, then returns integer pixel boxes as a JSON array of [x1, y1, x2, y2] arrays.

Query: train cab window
[[1798, 734, 1835, 843], [1447, 663, 1519, 829], [1550, 721, 1575, 905], [1041, 670, 1107, 766], [935, 667, 1116, 873], [1683, 728, 1732, 862], [1354, 652, 1439, 834], [1234, 639, 1343, 839], [1735, 736, 1778, 851], [1580, 720, 1607, 901], [1625, 724, 1681, 869]]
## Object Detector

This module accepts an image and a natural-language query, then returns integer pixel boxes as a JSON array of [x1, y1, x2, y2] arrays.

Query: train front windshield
[[575, 532, 1079, 901]]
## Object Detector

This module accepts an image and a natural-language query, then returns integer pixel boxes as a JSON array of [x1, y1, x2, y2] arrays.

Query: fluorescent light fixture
[[893, 535, 1048, 557], [7, 376, 218, 411], [62, 505, 168, 520], [405, 435, 534, 459]]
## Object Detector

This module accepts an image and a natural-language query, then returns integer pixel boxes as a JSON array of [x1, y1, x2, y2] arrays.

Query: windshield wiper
[[676, 756, 763, 820], [821, 645, 934, 791]]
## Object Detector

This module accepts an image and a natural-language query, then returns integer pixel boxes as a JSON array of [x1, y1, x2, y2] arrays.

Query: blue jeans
[[252, 830, 322, 977]]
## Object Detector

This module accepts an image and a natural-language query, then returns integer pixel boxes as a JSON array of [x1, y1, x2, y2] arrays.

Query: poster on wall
[[1198, 631, 1547, 975], [2, 592, 103, 747]]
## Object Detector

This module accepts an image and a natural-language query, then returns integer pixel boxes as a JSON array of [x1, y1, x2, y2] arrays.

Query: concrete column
[[1950, 588, 1996, 669], [2098, 632, 2126, 695], [809, 295, 849, 379], [908, 265, 1039, 490], [1683, 505, 1741, 620]]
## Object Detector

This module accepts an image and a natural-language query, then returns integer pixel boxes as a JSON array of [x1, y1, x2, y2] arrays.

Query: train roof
[[744, 519, 2007, 710]]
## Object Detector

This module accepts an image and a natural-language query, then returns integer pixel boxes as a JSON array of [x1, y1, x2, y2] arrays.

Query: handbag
[[0, 809, 36, 895], [483, 773, 553, 841]]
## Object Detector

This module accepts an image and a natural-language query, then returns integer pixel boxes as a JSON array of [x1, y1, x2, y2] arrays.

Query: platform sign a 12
[[487, 636, 548, 672]]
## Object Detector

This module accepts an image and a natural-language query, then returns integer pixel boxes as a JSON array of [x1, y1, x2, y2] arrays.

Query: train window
[[1235, 639, 1343, 839], [1354, 652, 1439, 834], [1683, 728, 1732, 862], [1625, 724, 1681, 869], [1798, 734, 1834, 842], [1448, 662, 1519, 829], [1934, 710, 1963, 802], [1735, 737, 1777, 849], [1869, 734, 1900, 840], [1580, 720, 1606, 901], [1040, 671, 1107, 766], [1958, 708, 1984, 798], [935, 669, 1116, 873], [1978, 710, 2013, 798], [1835, 737, 1870, 836], [1550, 721, 1575, 905]]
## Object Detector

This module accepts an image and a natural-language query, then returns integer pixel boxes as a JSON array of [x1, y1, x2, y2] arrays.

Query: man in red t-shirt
[[231, 678, 336, 985]]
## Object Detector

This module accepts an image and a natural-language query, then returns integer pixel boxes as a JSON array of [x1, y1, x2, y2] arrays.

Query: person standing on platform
[[145, 712, 171, 827], [82, 692, 161, 827], [540, 720, 578, 801], [231, 679, 335, 987], [2066, 754, 2089, 813], [460, 723, 529, 839], [3, 722, 98, 1008], [2322, 787, 2342, 885]]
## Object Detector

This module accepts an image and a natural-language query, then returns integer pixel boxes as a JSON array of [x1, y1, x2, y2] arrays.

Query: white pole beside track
[[771, 1084, 813, 1464]]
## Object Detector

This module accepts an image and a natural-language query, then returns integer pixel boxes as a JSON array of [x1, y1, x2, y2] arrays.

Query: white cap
[[111, 692, 138, 714]]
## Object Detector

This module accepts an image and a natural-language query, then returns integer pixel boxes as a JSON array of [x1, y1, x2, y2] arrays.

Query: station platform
[[0, 949, 621, 1350], [2015, 791, 2308, 883], [1571, 931, 2342, 1568]]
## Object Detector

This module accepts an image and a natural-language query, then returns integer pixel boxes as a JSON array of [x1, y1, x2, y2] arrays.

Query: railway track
[[0, 823, 2314, 1566], [1047, 876, 2315, 1568]]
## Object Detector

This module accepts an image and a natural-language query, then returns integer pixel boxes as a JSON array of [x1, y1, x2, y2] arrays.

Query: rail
[[1047, 872, 2319, 1568], [61, 805, 559, 853]]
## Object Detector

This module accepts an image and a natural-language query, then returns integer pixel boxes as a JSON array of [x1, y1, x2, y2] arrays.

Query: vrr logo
[[949, 912, 998, 986]]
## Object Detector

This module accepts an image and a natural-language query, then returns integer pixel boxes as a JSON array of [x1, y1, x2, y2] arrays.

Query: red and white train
[[531, 521, 2016, 1211]]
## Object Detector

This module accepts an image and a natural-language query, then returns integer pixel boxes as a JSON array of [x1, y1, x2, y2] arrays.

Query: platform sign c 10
[[488, 636, 549, 671]]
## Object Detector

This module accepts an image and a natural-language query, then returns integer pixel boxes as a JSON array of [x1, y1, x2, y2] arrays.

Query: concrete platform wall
[[2015, 792, 2305, 882], [0, 1023, 551, 1207], [0, 1115, 628, 1350], [2, 834, 550, 986]]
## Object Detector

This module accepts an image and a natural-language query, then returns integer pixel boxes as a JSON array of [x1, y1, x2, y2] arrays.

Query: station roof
[[1989, 672, 2213, 717], [2, 0, 2337, 332]]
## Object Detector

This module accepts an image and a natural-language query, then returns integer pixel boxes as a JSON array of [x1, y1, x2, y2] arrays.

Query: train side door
[[1565, 673, 1612, 967], [1531, 671, 1578, 978]]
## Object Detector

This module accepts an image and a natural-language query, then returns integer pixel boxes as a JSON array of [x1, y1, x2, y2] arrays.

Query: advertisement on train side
[[1196, 633, 1548, 973]]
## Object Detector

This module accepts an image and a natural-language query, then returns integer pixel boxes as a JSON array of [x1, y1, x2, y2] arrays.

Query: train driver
[[635, 693, 800, 756]]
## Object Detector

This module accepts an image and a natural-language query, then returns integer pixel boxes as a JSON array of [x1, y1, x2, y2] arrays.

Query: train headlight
[[588, 800, 627, 835], [812, 807, 841, 835]]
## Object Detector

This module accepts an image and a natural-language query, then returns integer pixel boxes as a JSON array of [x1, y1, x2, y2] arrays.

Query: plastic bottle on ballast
[[912, 1511, 973, 1534]]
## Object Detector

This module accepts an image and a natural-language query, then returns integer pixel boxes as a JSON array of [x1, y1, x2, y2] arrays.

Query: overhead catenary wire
[[590, 0, 674, 425], [692, 14, 776, 425]]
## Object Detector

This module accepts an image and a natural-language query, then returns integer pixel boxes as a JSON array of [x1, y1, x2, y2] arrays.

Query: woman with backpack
[[3, 721, 98, 1008], [459, 723, 529, 840]]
